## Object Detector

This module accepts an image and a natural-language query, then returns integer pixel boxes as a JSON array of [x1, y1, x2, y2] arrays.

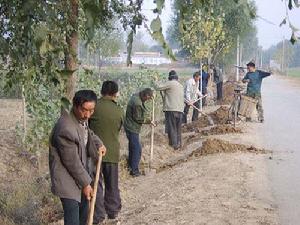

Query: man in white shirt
[[183, 72, 202, 123]]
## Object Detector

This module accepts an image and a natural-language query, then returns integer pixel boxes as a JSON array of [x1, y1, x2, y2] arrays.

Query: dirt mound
[[0, 99, 23, 130], [182, 106, 230, 133], [199, 125, 242, 136], [182, 115, 212, 132], [209, 106, 229, 124], [193, 138, 268, 157], [221, 81, 235, 104]]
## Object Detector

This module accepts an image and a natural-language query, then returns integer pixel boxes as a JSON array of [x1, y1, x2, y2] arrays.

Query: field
[[287, 67, 300, 77]]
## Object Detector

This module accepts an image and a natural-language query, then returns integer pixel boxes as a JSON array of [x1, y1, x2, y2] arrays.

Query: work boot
[[130, 171, 141, 177]]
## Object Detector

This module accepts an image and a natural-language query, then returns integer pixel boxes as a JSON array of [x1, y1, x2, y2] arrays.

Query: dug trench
[[120, 105, 267, 177]]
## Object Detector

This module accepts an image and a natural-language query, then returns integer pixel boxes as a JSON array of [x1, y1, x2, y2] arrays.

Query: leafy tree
[[0, 0, 170, 151], [180, 8, 227, 64], [167, 0, 257, 65]]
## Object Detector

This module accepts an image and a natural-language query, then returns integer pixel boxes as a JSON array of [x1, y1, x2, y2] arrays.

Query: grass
[[287, 67, 300, 77]]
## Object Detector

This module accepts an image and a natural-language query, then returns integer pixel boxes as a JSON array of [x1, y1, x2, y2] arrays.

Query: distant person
[[89, 81, 123, 224], [200, 68, 210, 107], [183, 72, 202, 123], [242, 62, 272, 123], [124, 88, 155, 177], [212, 65, 224, 102], [155, 70, 184, 150], [49, 90, 106, 225]]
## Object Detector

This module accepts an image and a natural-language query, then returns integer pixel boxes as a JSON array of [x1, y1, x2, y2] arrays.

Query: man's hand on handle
[[150, 121, 157, 127], [99, 145, 106, 157], [83, 185, 93, 201]]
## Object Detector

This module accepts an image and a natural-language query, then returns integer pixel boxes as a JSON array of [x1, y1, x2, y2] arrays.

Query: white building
[[105, 51, 172, 65], [131, 52, 172, 65]]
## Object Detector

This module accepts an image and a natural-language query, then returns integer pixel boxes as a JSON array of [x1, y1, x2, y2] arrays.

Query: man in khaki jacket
[[156, 70, 184, 150], [49, 90, 106, 225]]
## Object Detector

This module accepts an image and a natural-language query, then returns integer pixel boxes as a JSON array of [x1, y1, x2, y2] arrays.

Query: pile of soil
[[182, 106, 230, 133], [193, 138, 268, 157], [199, 124, 242, 136], [182, 115, 212, 132], [220, 81, 235, 104], [209, 106, 230, 124]]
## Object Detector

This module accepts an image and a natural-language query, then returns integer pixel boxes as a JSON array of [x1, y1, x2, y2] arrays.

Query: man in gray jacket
[[156, 70, 184, 150], [49, 90, 106, 225]]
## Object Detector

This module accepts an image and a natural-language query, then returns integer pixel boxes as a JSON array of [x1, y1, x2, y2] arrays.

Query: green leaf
[[288, 0, 293, 10], [150, 16, 162, 32], [290, 32, 297, 44], [154, 0, 165, 14]]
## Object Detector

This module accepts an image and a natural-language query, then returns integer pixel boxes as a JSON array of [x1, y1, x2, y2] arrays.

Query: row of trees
[[166, 0, 258, 66], [263, 40, 300, 70]]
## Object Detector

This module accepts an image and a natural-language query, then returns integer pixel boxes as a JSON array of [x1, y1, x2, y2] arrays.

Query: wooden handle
[[86, 151, 102, 225], [149, 96, 155, 169]]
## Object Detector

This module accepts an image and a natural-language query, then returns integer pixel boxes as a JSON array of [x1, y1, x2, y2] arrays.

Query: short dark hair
[[73, 90, 97, 107], [193, 71, 200, 78], [246, 62, 255, 68], [140, 88, 153, 98], [168, 70, 178, 80], [101, 80, 118, 96]]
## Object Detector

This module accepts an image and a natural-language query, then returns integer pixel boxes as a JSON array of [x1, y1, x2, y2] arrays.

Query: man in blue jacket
[[242, 62, 271, 123]]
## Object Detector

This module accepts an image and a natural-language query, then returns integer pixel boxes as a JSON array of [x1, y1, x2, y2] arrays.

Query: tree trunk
[[65, 0, 79, 102]]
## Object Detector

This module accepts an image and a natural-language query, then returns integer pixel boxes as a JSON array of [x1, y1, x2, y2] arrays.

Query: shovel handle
[[149, 96, 155, 169], [86, 151, 102, 225]]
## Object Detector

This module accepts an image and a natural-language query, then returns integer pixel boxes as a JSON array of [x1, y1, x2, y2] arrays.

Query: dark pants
[[94, 162, 122, 223], [165, 111, 183, 148], [202, 87, 207, 107], [216, 82, 223, 100], [60, 195, 88, 225], [183, 101, 199, 123], [125, 129, 142, 174]]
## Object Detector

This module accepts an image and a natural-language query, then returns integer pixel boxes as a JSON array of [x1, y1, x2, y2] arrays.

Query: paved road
[[257, 75, 300, 225]]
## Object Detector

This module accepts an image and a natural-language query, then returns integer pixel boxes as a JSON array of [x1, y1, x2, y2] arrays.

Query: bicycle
[[227, 85, 243, 127]]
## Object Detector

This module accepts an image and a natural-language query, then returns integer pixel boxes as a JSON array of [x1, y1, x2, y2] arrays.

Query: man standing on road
[[124, 88, 155, 177], [155, 70, 184, 150], [242, 62, 271, 123], [89, 81, 123, 224], [183, 72, 202, 123], [49, 90, 106, 225]]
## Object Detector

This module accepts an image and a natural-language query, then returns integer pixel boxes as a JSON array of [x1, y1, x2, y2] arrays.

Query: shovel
[[184, 98, 214, 126], [86, 151, 103, 225], [145, 95, 156, 176]]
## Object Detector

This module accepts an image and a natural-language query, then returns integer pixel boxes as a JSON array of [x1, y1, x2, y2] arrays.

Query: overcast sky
[[255, 0, 300, 49], [141, 0, 300, 50]]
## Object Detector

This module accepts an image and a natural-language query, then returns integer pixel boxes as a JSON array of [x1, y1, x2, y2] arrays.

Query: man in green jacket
[[124, 88, 154, 177], [89, 81, 123, 224]]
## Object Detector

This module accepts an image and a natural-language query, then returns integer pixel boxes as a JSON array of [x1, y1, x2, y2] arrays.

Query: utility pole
[[282, 36, 285, 73], [236, 35, 240, 81], [239, 43, 243, 66], [260, 48, 263, 69]]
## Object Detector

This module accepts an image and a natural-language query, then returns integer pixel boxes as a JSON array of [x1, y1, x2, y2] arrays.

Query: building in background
[[105, 52, 171, 65]]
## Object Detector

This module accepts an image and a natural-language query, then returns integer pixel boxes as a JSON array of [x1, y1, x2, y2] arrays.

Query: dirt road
[[255, 75, 300, 225]]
